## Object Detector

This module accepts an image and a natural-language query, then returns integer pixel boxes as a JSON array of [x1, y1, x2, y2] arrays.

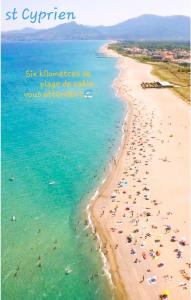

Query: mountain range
[[2, 14, 190, 41]]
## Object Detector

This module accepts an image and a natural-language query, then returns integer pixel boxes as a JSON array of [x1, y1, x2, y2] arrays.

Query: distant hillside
[[2, 15, 190, 41]]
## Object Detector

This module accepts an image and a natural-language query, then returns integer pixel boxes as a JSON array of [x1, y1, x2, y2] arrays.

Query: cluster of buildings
[[124, 47, 190, 64]]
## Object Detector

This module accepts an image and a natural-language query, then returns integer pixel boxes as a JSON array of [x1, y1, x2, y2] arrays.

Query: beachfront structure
[[141, 81, 173, 89]]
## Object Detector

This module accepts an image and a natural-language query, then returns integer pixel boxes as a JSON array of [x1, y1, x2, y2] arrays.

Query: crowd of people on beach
[[96, 79, 190, 300]]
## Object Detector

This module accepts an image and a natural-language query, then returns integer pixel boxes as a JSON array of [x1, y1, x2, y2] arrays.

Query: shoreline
[[87, 105, 132, 299], [86, 106, 131, 299], [88, 44, 134, 300], [88, 44, 190, 300]]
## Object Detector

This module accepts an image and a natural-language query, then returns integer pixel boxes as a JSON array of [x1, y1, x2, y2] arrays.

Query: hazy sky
[[2, 0, 190, 31]]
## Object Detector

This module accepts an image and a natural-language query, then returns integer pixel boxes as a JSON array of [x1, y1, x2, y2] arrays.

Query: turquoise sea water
[[2, 41, 126, 300]]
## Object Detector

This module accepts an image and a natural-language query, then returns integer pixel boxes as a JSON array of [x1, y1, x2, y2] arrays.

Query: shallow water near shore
[[2, 41, 127, 300]]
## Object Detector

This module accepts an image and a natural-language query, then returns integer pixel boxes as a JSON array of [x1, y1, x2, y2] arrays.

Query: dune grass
[[151, 62, 190, 103]]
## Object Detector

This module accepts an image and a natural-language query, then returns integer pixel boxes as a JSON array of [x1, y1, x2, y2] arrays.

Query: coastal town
[[123, 46, 190, 64], [110, 40, 191, 65]]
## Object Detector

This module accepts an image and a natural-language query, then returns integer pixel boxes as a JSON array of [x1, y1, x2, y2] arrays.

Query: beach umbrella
[[162, 290, 170, 296]]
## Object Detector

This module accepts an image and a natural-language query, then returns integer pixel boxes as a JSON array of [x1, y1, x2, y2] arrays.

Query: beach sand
[[90, 44, 190, 300]]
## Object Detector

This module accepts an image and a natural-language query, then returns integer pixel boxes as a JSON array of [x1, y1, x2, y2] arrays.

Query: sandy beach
[[90, 44, 190, 300]]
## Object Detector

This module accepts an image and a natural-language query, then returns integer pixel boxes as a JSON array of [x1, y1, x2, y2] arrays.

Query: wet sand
[[90, 44, 190, 300]]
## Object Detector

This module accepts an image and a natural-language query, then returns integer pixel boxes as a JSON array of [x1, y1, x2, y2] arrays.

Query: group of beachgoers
[[96, 88, 190, 299]]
